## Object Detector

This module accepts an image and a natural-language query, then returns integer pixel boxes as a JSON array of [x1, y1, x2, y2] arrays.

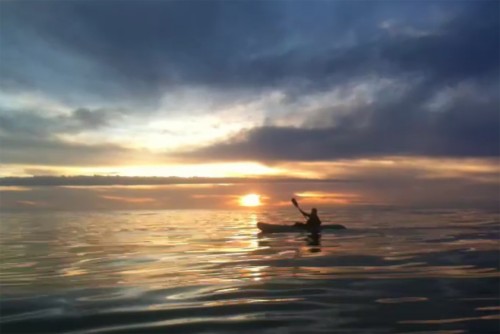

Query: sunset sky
[[0, 0, 498, 210]]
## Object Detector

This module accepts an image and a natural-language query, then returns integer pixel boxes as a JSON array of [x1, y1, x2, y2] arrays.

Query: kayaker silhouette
[[256, 198, 345, 233], [292, 198, 322, 233]]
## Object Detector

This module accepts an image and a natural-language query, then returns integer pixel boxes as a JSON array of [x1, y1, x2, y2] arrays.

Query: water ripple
[[1, 209, 499, 333]]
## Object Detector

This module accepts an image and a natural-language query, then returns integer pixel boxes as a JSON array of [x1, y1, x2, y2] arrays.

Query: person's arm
[[299, 208, 310, 217]]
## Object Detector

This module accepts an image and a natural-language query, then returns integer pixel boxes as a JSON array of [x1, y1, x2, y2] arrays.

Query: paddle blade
[[291, 198, 298, 207]]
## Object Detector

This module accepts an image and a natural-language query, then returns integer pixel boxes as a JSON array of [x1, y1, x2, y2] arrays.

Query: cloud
[[0, 107, 123, 137], [380, 2, 499, 83], [0, 175, 348, 187], [176, 79, 499, 161], [0, 135, 155, 166], [71, 108, 116, 128], [0, 105, 136, 166], [1, 1, 496, 99], [0, 1, 498, 167]]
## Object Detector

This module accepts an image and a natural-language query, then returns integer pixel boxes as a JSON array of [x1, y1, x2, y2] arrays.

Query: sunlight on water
[[0, 208, 499, 333]]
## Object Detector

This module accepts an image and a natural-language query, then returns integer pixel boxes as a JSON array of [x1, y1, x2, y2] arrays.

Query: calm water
[[1, 208, 499, 333]]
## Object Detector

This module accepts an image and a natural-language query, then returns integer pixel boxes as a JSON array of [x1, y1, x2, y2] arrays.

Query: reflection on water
[[0, 208, 499, 333]]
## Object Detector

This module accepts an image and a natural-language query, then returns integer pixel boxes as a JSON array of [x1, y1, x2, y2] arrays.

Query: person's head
[[311, 208, 317, 214]]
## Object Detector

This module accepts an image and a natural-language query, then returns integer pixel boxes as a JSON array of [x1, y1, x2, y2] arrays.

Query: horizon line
[[0, 175, 356, 187]]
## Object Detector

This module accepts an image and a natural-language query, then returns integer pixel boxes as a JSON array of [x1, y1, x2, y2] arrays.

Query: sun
[[239, 194, 261, 207]]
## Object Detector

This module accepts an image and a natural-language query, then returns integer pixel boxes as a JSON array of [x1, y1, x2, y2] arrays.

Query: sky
[[0, 0, 498, 210]]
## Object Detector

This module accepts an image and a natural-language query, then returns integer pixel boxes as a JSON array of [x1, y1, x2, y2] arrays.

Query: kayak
[[257, 222, 346, 233]]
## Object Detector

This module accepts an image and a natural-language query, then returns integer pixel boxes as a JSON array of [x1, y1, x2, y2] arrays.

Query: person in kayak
[[294, 207, 322, 232]]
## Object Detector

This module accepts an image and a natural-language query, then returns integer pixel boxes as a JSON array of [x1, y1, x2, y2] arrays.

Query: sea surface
[[1, 208, 499, 333]]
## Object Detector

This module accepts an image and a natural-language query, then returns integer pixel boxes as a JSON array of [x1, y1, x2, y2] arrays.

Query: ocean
[[1, 208, 499, 333]]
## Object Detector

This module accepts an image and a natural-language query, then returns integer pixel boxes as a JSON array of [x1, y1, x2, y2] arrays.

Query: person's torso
[[307, 214, 321, 226]]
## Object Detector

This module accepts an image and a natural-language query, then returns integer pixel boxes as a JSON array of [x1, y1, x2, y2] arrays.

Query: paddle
[[291, 197, 307, 218]]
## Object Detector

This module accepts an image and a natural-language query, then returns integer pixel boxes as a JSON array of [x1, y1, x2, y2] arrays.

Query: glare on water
[[0, 208, 499, 333]]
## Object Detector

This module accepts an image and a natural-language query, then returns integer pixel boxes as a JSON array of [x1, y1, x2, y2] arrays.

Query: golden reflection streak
[[399, 314, 500, 324], [476, 306, 500, 311], [296, 265, 500, 279], [295, 191, 359, 198], [15, 200, 41, 207], [100, 195, 156, 203], [57, 184, 235, 191], [240, 266, 269, 281], [0, 186, 32, 191], [203, 297, 303, 307], [376, 297, 428, 303]]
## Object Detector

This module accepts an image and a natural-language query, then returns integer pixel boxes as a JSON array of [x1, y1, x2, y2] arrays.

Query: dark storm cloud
[[2, 1, 496, 97], [177, 80, 500, 161], [1, 0, 498, 163], [0, 0, 286, 99], [170, 0, 499, 161], [380, 2, 499, 83]]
